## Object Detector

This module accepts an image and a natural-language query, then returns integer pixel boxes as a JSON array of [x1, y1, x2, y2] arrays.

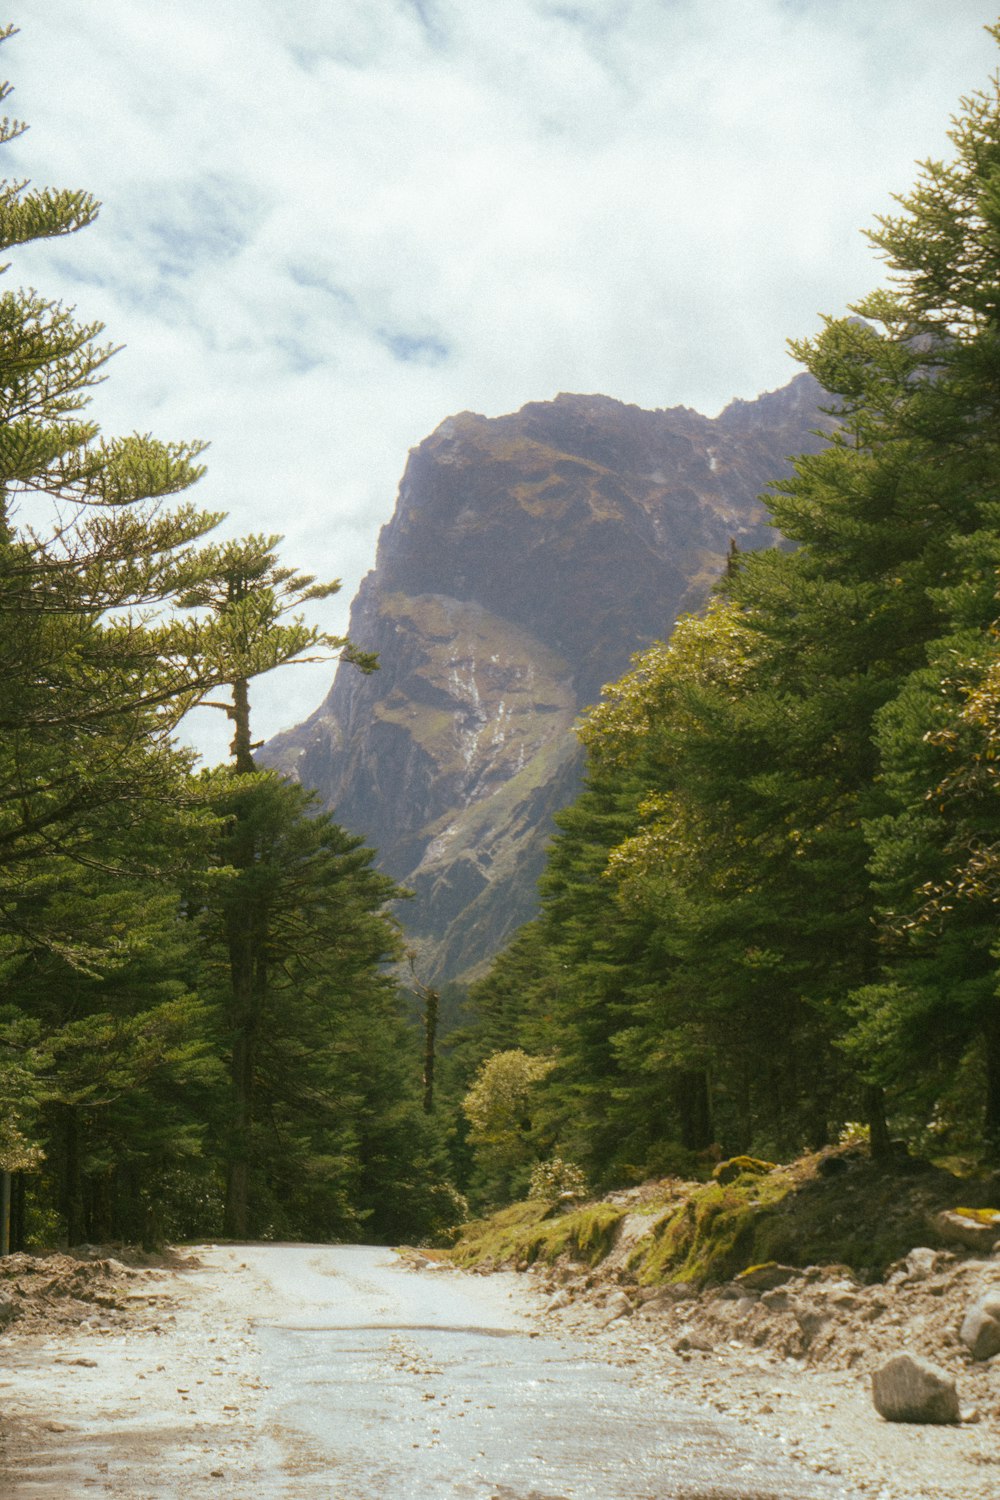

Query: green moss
[[738, 1261, 778, 1279], [535, 1203, 626, 1265], [711, 1155, 777, 1185], [449, 1155, 994, 1290], [448, 1199, 627, 1271], [447, 1200, 553, 1269], [631, 1169, 794, 1286]]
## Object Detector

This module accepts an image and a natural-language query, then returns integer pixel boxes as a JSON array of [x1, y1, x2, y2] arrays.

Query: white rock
[[933, 1209, 1000, 1252], [958, 1294, 1000, 1360], [601, 1290, 633, 1325], [904, 1247, 938, 1280]]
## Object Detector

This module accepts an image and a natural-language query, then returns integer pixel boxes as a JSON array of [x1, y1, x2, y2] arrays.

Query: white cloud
[[5, 0, 997, 763]]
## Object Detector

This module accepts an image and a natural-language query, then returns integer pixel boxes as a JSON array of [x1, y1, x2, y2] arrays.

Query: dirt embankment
[[0, 1247, 174, 1337]]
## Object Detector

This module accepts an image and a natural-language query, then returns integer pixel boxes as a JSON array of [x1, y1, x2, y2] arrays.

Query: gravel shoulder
[[502, 1245, 1000, 1500], [530, 1278, 1000, 1500]]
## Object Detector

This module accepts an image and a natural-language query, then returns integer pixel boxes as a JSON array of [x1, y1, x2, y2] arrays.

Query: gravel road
[[0, 1243, 862, 1499]]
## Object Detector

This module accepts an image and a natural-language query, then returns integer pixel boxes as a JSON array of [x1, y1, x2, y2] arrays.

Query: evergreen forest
[[445, 27, 1000, 1213], [8, 23, 1000, 1251], [0, 27, 458, 1250]]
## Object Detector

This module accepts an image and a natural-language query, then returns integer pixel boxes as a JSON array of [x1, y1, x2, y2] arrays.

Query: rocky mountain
[[263, 374, 833, 983]]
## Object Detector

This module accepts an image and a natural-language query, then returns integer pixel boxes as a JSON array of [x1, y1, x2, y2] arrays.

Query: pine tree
[[195, 772, 456, 1241], [0, 28, 244, 901], [584, 26, 1000, 1158], [175, 535, 383, 1235], [0, 31, 240, 1194], [457, 29, 1000, 1175], [579, 601, 846, 1158], [774, 29, 1000, 1152], [0, 32, 438, 1245], [0, 855, 219, 1245]]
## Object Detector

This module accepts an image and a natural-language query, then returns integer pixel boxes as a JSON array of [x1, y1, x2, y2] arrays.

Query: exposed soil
[[0, 1247, 183, 1336]]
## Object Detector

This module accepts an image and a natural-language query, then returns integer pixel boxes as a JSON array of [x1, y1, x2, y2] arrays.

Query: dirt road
[[0, 1243, 859, 1499]]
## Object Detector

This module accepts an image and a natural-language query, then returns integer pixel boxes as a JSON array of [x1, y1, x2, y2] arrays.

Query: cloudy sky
[[5, 2, 997, 762]]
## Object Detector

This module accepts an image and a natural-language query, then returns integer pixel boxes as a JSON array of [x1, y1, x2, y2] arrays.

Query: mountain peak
[[264, 374, 833, 982]]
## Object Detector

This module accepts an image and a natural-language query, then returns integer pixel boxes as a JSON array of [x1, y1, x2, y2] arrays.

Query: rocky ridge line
[[265, 375, 834, 982]]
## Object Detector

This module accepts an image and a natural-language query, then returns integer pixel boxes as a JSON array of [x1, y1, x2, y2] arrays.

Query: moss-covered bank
[[447, 1149, 1000, 1286], [449, 1198, 630, 1271]]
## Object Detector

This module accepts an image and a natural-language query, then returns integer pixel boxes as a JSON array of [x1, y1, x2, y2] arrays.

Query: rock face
[[264, 376, 833, 982]]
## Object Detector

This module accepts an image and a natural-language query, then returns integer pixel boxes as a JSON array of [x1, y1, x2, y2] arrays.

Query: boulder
[[674, 1329, 714, 1354], [871, 1353, 960, 1424], [711, 1156, 776, 1186], [932, 1208, 1000, 1252], [904, 1247, 939, 1281], [958, 1292, 1000, 1361], [642, 1283, 696, 1308], [724, 1296, 757, 1320], [600, 1290, 633, 1326], [792, 1302, 830, 1348], [733, 1262, 798, 1293]]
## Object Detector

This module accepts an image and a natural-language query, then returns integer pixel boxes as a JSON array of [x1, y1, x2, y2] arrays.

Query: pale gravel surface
[[0, 1246, 275, 1496], [536, 1288, 1000, 1500], [0, 1244, 996, 1497]]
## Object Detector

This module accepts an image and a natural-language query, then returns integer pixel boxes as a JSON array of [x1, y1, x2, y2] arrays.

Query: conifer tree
[[580, 601, 844, 1158], [0, 26, 241, 899], [178, 536, 385, 1236], [0, 33, 441, 1244], [194, 772, 412, 1238], [0, 29, 239, 1187], [488, 27, 1000, 1168], [753, 27, 1000, 1151]]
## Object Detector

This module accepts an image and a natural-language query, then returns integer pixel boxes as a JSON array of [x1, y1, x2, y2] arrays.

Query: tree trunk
[[864, 1083, 892, 1163], [734, 1062, 752, 1154], [676, 1069, 713, 1150], [87, 1171, 113, 1244], [228, 676, 256, 773], [221, 673, 263, 1240], [422, 986, 439, 1115], [10, 1173, 25, 1253], [63, 1108, 85, 1246], [0, 1172, 10, 1256], [223, 914, 258, 1239], [983, 1006, 1000, 1158]]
